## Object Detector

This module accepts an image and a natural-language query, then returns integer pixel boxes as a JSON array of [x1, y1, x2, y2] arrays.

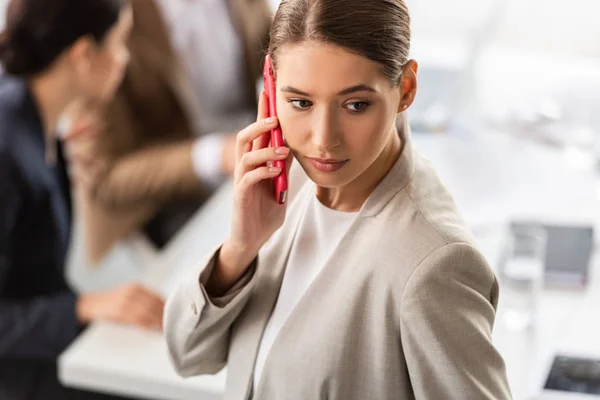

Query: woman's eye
[[345, 101, 370, 112], [289, 99, 313, 109]]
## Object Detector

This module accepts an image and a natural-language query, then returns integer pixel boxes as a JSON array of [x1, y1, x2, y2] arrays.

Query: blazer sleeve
[[399, 242, 512, 400], [67, 63, 209, 211], [164, 246, 257, 377], [88, 138, 209, 210], [0, 153, 80, 359]]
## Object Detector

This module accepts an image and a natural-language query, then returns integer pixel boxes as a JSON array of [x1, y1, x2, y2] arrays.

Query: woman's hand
[[77, 283, 165, 331], [63, 107, 107, 189], [206, 92, 293, 296]]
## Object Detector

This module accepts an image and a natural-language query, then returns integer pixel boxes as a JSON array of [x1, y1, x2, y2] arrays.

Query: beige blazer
[[72, 0, 272, 263], [164, 131, 512, 400]]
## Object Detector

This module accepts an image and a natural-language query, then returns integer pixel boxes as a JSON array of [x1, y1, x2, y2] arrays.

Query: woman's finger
[[129, 306, 161, 331], [252, 131, 271, 153], [139, 292, 165, 320], [235, 116, 278, 163], [239, 165, 283, 193], [256, 90, 269, 121], [253, 91, 272, 152], [237, 147, 289, 180], [69, 157, 107, 189], [63, 117, 105, 142]]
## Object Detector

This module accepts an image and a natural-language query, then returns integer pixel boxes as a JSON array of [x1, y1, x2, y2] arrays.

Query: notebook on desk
[[543, 356, 600, 398], [540, 291, 600, 399]]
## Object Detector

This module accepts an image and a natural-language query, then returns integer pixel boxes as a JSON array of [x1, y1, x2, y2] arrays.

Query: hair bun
[[0, 33, 16, 73], [0, 32, 9, 62], [0, 32, 37, 76]]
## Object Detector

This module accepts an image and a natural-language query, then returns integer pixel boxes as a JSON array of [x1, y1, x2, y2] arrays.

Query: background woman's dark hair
[[268, 0, 411, 85], [0, 0, 127, 76]]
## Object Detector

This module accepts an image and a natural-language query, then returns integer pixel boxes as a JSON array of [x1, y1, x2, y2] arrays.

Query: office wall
[[0, 0, 6, 31], [2, 0, 599, 58]]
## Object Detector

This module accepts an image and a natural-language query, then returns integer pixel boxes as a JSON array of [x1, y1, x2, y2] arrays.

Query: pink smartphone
[[263, 55, 288, 204]]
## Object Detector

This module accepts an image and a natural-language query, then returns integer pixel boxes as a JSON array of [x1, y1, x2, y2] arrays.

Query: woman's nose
[[311, 109, 341, 150]]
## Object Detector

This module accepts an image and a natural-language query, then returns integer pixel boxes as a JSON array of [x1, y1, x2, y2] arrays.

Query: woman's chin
[[301, 164, 355, 189]]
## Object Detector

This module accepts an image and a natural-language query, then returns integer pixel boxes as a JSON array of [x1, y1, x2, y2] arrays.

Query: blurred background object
[[62, 0, 271, 269]]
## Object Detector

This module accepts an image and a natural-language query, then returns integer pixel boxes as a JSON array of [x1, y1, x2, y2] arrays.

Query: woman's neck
[[29, 69, 75, 140], [316, 125, 403, 212]]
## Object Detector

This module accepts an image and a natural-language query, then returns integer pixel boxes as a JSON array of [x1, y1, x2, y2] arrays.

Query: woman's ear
[[397, 59, 418, 113], [67, 35, 95, 76]]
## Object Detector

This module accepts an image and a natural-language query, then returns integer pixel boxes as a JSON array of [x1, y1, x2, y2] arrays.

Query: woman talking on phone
[[164, 0, 512, 398]]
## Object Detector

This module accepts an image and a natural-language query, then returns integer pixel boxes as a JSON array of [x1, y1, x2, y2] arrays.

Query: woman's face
[[76, 5, 133, 102], [275, 42, 409, 190]]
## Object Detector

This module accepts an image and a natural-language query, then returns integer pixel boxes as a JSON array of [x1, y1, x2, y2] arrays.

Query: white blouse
[[253, 194, 358, 389]]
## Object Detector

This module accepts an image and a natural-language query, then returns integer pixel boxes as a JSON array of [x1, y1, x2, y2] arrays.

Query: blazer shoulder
[[375, 153, 484, 286], [402, 154, 477, 247], [0, 78, 37, 156], [0, 77, 24, 124], [398, 241, 497, 314]]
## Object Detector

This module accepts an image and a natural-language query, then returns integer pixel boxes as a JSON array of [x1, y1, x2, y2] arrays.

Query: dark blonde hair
[[268, 0, 411, 85]]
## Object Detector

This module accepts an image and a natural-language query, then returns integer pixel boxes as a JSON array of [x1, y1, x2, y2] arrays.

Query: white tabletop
[[491, 249, 600, 400], [59, 132, 600, 400], [59, 323, 226, 400], [60, 180, 234, 400]]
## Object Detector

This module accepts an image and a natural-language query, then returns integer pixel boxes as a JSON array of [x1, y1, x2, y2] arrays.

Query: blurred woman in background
[[65, 0, 273, 264], [0, 0, 162, 398]]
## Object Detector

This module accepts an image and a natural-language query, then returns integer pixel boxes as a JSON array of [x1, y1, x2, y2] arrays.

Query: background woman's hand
[[77, 283, 165, 331], [63, 106, 107, 189]]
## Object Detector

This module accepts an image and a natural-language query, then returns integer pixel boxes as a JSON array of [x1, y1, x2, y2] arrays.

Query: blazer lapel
[[227, 182, 313, 400], [360, 122, 417, 218], [129, 0, 199, 137], [167, 60, 202, 136], [226, 0, 272, 108]]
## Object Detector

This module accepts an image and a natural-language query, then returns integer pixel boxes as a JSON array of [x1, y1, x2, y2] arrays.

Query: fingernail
[[266, 117, 276, 124], [269, 167, 282, 173], [274, 147, 289, 155]]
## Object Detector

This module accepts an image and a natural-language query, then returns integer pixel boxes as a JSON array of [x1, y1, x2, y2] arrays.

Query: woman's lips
[[306, 157, 349, 173]]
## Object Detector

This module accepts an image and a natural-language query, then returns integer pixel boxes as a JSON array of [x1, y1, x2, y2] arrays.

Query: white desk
[[59, 323, 225, 400], [535, 287, 600, 400], [59, 181, 234, 400], [59, 133, 599, 400], [481, 233, 600, 400]]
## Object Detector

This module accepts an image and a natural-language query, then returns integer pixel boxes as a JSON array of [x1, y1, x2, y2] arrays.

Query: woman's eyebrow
[[280, 84, 377, 97]]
